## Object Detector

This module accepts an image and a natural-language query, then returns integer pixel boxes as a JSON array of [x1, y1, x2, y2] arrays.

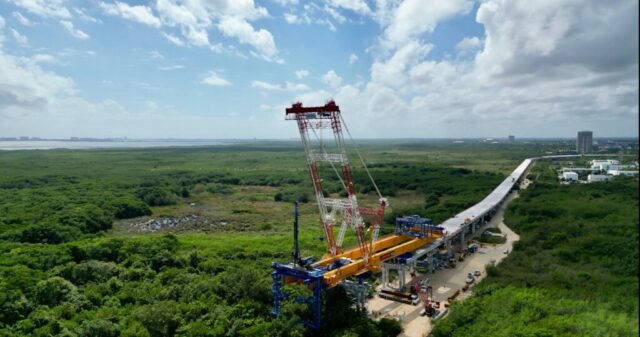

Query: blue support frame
[[395, 215, 442, 238], [271, 262, 325, 330]]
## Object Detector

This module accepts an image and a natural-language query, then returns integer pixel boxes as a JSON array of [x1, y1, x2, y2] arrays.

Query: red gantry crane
[[285, 101, 387, 265]]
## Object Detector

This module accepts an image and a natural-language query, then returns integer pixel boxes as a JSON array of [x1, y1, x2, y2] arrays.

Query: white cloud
[[60, 20, 89, 40], [158, 64, 184, 71], [99, 1, 161, 28], [324, 5, 347, 24], [201, 71, 231, 86], [12, 12, 33, 26], [284, 13, 300, 24], [74, 8, 102, 23], [371, 41, 432, 88], [321, 70, 342, 88], [162, 32, 184, 46], [456, 36, 482, 50], [217, 16, 278, 61], [383, 0, 473, 48], [272, 0, 299, 5], [328, 0, 372, 16], [8, 0, 70, 18], [31, 54, 58, 64], [154, 0, 277, 60], [322, 0, 638, 137], [252, 80, 308, 91], [148, 50, 163, 59], [295, 69, 309, 79], [284, 3, 341, 31], [348, 53, 358, 64], [10, 28, 29, 46]]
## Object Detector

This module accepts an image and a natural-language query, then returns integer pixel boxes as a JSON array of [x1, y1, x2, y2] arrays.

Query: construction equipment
[[285, 101, 387, 264], [272, 101, 442, 329], [409, 270, 436, 317]]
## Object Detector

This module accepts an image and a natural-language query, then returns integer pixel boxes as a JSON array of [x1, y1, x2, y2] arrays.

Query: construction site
[[270, 101, 544, 334]]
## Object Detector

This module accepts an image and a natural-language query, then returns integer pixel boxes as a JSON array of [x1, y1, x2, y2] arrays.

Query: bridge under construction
[[271, 101, 549, 329]]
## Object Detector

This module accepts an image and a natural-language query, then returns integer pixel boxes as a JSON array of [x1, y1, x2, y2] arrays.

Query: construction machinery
[[271, 101, 443, 329], [271, 101, 539, 329], [409, 270, 437, 317]]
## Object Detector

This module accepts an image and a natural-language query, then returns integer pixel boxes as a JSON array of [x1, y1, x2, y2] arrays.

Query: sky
[[0, 0, 638, 139]]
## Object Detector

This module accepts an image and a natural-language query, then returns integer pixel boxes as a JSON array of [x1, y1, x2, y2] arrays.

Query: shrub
[[20, 224, 82, 244], [111, 198, 152, 219], [34, 277, 78, 307], [136, 188, 177, 207]]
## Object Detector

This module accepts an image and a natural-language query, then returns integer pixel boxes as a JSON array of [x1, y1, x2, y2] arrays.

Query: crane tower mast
[[286, 101, 386, 264]]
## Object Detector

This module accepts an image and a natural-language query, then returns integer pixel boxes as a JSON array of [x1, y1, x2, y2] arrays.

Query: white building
[[562, 171, 579, 181], [607, 170, 639, 177], [590, 159, 620, 171], [587, 174, 611, 183]]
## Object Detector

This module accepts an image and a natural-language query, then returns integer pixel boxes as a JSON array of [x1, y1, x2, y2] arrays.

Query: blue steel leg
[[311, 278, 322, 329], [272, 271, 282, 316]]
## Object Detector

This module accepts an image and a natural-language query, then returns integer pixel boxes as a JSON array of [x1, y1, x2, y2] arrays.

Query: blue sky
[[0, 0, 637, 139]]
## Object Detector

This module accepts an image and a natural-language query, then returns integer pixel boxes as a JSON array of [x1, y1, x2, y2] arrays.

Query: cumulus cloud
[[31, 54, 58, 64], [251, 80, 308, 91], [99, 1, 161, 28], [321, 70, 343, 89], [10, 28, 29, 46], [284, 13, 300, 24], [162, 32, 184, 46], [12, 12, 33, 26], [217, 16, 278, 61], [456, 36, 482, 50], [348, 53, 358, 64], [299, 0, 638, 137], [272, 0, 299, 5], [152, 0, 277, 60], [158, 64, 184, 71], [383, 0, 473, 48], [295, 69, 309, 79], [60, 20, 89, 40], [328, 0, 372, 16], [8, 0, 70, 18], [201, 71, 231, 86]]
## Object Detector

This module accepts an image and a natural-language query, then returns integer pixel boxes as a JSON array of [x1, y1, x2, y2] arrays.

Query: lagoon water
[[0, 140, 233, 151]]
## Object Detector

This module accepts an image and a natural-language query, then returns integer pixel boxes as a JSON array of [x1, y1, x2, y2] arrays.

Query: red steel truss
[[286, 101, 386, 264]]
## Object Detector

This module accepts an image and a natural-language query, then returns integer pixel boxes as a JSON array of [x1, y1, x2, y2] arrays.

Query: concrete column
[[460, 231, 466, 249], [382, 267, 388, 289], [428, 254, 434, 273], [446, 240, 452, 257]]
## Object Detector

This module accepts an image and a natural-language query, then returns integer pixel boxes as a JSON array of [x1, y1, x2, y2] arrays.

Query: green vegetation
[[433, 163, 639, 337], [2, 140, 633, 336]]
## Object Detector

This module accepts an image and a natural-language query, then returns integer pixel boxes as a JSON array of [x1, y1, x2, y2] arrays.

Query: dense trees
[[1, 143, 594, 336]]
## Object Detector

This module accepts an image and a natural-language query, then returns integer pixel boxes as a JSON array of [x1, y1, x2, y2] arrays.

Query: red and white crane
[[410, 269, 437, 316], [285, 101, 387, 265]]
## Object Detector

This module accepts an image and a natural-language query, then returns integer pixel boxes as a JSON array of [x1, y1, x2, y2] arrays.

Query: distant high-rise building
[[508, 135, 515, 143], [577, 131, 593, 154]]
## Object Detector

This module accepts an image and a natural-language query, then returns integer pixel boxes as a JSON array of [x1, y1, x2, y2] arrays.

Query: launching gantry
[[271, 101, 444, 329]]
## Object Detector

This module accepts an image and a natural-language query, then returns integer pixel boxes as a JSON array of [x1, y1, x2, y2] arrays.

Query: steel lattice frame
[[285, 101, 386, 264]]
